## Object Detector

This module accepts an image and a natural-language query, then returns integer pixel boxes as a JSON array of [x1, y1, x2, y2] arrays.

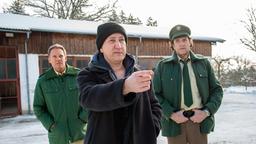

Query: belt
[[183, 110, 195, 118]]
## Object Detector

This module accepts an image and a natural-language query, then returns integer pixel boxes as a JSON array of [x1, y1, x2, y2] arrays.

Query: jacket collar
[[88, 52, 135, 76], [163, 51, 206, 64], [43, 64, 78, 79]]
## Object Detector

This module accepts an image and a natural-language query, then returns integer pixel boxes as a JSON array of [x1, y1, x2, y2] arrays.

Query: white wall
[[19, 54, 39, 114]]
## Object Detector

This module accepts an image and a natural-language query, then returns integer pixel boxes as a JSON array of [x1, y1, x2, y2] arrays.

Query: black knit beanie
[[96, 22, 127, 50]]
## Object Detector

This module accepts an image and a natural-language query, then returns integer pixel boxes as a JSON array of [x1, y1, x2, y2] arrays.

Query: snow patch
[[224, 86, 256, 94]]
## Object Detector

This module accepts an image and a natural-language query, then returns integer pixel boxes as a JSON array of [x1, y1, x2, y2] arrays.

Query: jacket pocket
[[48, 122, 67, 144], [161, 118, 180, 137], [200, 116, 214, 133], [68, 76, 78, 90], [198, 70, 208, 79]]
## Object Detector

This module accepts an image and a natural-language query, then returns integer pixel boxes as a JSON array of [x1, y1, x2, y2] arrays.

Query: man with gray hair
[[33, 43, 87, 144]]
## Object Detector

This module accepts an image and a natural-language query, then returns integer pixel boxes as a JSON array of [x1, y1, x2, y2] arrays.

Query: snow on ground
[[0, 115, 48, 144], [208, 93, 256, 144], [224, 86, 256, 94], [0, 86, 256, 144]]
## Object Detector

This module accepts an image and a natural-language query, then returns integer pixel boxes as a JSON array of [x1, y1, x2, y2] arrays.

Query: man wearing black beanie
[[77, 22, 162, 144], [96, 22, 128, 50]]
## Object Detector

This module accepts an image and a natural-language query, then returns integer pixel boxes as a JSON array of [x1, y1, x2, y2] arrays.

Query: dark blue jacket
[[77, 52, 162, 144]]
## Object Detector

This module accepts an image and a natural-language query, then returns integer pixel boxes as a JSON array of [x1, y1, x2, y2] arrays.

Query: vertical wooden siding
[[52, 33, 97, 55], [0, 31, 212, 56]]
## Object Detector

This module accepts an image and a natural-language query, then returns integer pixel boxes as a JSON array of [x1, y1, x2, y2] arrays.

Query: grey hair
[[47, 43, 67, 55]]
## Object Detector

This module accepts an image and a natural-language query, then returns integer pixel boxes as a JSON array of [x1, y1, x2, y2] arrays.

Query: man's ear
[[189, 39, 194, 48], [64, 55, 67, 62], [100, 48, 103, 53], [48, 56, 51, 64], [169, 41, 174, 50]]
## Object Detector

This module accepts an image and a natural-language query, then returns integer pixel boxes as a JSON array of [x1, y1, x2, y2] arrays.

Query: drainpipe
[[25, 31, 31, 114], [134, 36, 142, 64], [136, 36, 142, 65]]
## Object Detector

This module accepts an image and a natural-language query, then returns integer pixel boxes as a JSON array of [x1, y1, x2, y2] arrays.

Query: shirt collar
[[54, 68, 66, 76], [178, 55, 191, 62]]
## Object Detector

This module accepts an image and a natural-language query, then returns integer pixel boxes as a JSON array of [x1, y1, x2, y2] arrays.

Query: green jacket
[[153, 51, 223, 137], [33, 65, 87, 144]]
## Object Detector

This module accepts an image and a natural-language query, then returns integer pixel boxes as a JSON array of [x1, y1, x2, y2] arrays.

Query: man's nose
[[114, 41, 122, 48]]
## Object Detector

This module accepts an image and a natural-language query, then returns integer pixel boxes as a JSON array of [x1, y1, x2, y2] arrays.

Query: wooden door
[[0, 46, 21, 117]]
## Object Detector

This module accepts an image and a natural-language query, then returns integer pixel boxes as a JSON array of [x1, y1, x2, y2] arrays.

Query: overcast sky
[[116, 0, 256, 60], [0, 0, 256, 60]]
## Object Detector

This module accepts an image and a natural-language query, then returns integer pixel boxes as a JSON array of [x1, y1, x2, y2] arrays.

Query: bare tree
[[240, 7, 256, 52], [223, 56, 256, 88], [25, 0, 117, 21], [211, 56, 231, 81], [233, 57, 255, 89]]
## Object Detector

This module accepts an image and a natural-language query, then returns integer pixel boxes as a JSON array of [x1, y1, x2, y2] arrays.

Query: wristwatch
[[203, 109, 210, 117]]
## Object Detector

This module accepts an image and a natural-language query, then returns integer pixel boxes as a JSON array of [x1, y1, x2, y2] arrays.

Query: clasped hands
[[170, 109, 208, 124]]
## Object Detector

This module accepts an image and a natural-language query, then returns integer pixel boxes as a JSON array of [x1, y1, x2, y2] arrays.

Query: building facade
[[0, 13, 225, 117]]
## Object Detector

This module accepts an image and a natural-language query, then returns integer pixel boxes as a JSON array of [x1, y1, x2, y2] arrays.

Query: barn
[[0, 13, 225, 117]]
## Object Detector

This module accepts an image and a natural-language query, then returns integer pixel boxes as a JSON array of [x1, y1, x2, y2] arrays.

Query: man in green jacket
[[153, 24, 223, 144], [33, 43, 87, 144]]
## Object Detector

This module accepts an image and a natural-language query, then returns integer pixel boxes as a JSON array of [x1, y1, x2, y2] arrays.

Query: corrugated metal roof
[[0, 13, 225, 43]]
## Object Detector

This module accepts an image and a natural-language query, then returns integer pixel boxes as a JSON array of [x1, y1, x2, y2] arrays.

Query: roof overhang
[[0, 13, 225, 43]]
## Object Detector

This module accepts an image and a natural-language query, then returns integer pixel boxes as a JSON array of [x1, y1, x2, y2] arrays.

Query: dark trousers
[[167, 120, 207, 144]]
